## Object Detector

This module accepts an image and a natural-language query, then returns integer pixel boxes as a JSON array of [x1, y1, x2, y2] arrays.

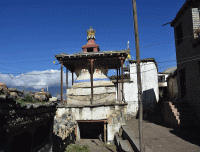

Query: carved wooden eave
[[55, 50, 129, 72]]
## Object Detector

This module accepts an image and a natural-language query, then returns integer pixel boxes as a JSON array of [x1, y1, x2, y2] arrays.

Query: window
[[192, 8, 200, 39], [179, 68, 186, 98], [175, 22, 183, 45], [161, 75, 165, 81], [158, 75, 165, 82], [87, 47, 93, 52]]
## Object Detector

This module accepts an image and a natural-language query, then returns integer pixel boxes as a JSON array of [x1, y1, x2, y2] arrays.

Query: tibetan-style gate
[[55, 27, 129, 143]]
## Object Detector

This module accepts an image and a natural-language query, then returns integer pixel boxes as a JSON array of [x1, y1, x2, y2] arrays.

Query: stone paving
[[77, 139, 118, 152], [126, 116, 200, 152]]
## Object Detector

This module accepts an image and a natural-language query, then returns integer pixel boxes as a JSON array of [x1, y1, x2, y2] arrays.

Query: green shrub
[[25, 95, 33, 103], [16, 98, 26, 107], [65, 144, 90, 152]]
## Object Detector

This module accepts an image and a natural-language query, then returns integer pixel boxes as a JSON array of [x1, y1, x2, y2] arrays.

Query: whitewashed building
[[110, 58, 159, 117]]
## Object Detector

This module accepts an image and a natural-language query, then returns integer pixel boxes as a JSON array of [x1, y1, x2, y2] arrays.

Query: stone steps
[[114, 132, 134, 152], [115, 125, 154, 152], [165, 101, 199, 129]]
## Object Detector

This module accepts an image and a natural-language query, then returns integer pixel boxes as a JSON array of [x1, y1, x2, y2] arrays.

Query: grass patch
[[16, 95, 50, 107], [65, 144, 90, 152]]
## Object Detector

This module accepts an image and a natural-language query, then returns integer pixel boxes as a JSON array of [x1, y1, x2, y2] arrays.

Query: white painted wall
[[123, 61, 159, 116]]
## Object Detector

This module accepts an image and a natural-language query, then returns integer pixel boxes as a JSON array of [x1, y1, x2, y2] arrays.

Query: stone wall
[[55, 104, 127, 143], [0, 95, 56, 152], [53, 112, 76, 140], [107, 113, 126, 142]]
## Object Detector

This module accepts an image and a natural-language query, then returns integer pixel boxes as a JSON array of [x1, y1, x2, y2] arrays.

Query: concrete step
[[179, 111, 196, 118], [121, 125, 153, 152], [119, 140, 134, 152], [122, 125, 140, 152], [175, 108, 192, 112], [172, 102, 190, 107], [180, 124, 200, 130], [180, 119, 197, 124], [179, 115, 197, 119], [114, 133, 123, 147]]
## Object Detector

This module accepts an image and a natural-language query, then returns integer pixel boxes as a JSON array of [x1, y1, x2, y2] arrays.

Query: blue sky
[[0, 0, 185, 89]]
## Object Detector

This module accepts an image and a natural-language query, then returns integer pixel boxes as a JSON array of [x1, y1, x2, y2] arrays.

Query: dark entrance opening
[[78, 121, 104, 141], [10, 132, 32, 152], [87, 47, 93, 52]]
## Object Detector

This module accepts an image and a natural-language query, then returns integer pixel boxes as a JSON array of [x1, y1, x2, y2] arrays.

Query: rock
[[0, 83, 10, 96], [49, 97, 57, 102], [24, 91, 36, 102], [8, 88, 18, 92], [35, 91, 52, 102], [10, 92, 18, 99], [0, 95, 7, 100], [107, 116, 113, 124], [113, 116, 118, 124], [35, 93, 48, 102], [24, 91, 35, 97], [62, 114, 67, 119], [17, 91, 24, 98], [46, 92, 52, 98], [117, 114, 121, 121]]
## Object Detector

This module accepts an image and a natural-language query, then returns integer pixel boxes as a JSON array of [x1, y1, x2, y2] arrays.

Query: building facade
[[110, 59, 159, 117], [171, 0, 200, 120], [166, 69, 178, 101], [158, 67, 177, 98]]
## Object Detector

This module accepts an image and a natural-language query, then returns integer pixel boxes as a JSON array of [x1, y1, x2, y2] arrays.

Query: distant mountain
[[7, 85, 68, 100]]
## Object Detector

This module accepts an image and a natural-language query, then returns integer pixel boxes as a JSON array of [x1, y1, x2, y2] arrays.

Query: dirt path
[[77, 139, 118, 152], [126, 116, 200, 152]]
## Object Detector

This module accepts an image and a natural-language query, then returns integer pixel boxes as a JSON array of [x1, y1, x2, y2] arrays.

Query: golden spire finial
[[87, 26, 96, 40]]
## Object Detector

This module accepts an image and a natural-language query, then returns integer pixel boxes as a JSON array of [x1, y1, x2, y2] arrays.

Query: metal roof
[[163, 67, 177, 74]]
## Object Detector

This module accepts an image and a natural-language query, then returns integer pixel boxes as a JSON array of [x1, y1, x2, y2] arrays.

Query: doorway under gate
[[76, 120, 107, 143]]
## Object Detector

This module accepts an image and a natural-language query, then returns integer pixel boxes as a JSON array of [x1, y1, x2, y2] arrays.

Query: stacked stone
[[53, 113, 76, 140], [0, 83, 10, 96], [5, 85, 56, 102], [107, 112, 126, 142], [9, 88, 24, 100]]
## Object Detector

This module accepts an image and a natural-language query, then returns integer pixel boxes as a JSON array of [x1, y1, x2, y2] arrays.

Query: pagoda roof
[[55, 50, 129, 72]]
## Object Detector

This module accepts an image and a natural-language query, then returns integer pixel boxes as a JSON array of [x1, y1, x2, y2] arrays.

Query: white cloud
[[0, 69, 77, 89]]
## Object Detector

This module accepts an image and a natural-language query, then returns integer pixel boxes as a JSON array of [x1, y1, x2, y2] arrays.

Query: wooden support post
[[104, 123, 106, 143], [72, 72, 74, 86], [90, 59, 94, 105], [66, 68, 68, 104], [61, 62, 63, 104], [121, 59, 124, 101], [75, 124, 77, 140], [119, 68, 121, 101], [117, 69, 119, 102]]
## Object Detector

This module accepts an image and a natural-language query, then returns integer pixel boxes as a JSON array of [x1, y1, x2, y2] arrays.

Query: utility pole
[[132, 0, 143, 152]]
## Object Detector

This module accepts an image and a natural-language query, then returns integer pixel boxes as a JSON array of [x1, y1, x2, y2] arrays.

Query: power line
[[129, 34, 195, 51], [0, 34, 195, 66]]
